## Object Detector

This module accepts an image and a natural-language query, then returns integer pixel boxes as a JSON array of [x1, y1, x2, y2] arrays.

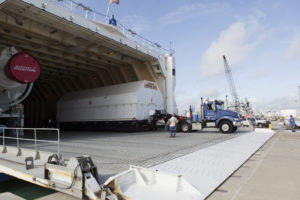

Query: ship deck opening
[[0, 0, 164, 127]]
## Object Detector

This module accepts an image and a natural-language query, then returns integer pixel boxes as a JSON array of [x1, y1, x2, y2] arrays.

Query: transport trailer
[[57, 80, 164, 131]]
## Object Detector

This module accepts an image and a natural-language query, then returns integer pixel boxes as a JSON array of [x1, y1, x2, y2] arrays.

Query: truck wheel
[[219, 121, 233, 134], [258, 123, 262, 128], [181, 122, 191, 133], [232, 126, 237, 133]]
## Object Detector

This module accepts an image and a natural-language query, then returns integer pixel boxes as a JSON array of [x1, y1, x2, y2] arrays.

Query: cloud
[[176, 87, 221, 113], [176, 92, 201, 113], [199, 16, 263, 79], [286, 33, 300, 59], [255, 94, 299, 112], [119, 15, 150, 33], [250, 70, 270, 79], [201, 88, 220, 99], [159, 2, 231, 25]]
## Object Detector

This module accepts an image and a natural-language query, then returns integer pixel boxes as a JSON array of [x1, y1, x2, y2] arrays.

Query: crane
[[223, 55, 240, 113]]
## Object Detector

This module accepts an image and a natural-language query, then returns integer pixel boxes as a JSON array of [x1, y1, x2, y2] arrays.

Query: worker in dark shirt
[[290, 115, 296, 133], [109, 15, 117, 26]]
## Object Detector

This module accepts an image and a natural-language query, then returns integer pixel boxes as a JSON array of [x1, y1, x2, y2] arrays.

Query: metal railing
[[0, 127, 60, 159], [44, 0, 171, 55]]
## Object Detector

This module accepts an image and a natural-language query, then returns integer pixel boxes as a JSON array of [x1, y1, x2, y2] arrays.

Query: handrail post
[[34, 128, 40, 160], [34, 128, 37, 152], [57, 129, 61, 159], [2, 128, 4, 146], [17, 128, 19, 148], [2, 128, 7, 153], [16, 129, 22, 156]]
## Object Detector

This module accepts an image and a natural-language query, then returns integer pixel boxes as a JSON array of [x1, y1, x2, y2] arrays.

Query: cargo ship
[[0, 0, 176, 130]]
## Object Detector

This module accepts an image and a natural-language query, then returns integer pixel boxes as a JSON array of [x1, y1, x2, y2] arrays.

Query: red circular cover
[[6, 52, 40, 83]]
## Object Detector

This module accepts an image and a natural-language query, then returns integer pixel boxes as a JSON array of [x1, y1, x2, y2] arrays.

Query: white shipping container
[[57, 80, 164, 122]]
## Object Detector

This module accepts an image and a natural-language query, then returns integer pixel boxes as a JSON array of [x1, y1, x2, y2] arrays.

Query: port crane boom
[[223, 55, 240, 113]]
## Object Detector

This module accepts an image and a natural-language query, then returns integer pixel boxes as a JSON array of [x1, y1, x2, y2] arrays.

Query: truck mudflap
[[103, 166, 202, 200]]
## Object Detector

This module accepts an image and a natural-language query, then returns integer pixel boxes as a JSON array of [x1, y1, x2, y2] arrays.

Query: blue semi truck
[[183, 98, 242, 133], [154, 98, 242, 134]]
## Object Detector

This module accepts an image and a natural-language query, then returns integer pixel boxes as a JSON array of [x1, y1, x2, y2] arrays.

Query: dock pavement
[[207, 128, 300, 200]]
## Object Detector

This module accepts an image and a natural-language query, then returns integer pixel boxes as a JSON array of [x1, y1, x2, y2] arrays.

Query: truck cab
[[204, 100, 226, 121], [178, 99, 242, 133], [201, 100, 242, 133]]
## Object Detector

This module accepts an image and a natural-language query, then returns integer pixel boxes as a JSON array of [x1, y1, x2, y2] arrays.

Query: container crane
[[223, 55, 240, 113]]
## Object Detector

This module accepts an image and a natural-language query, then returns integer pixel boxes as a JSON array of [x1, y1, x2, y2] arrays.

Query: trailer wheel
[[150, 121, 157, 131], [219, 121, 233, 134], [181, 122, 191, 133]]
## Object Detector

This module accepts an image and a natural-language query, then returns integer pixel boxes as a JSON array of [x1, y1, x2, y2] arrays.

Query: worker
[[169, 113, 178, 138], [109, 15, 117, 26], [290, 115, 296, 133]]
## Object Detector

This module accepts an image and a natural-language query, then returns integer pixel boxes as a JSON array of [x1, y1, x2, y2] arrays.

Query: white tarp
[[57, 80, 163, 122]]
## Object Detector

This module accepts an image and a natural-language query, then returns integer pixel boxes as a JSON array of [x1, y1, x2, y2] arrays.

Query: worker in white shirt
[[169, 113, 178, 138]]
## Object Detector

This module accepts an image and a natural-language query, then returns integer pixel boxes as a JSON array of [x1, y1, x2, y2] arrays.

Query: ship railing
[[0, 127, 60, 160], [44, 0, 171, 55]]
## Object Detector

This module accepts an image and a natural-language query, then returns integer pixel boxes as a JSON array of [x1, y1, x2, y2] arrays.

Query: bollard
[[269, 124, 272, 130]]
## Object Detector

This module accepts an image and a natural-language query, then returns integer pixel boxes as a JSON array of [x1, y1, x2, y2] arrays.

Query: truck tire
[[150, 122, 157, 131], [219, 121, 233, 134], [258, 123, 263, 128], [232, 126, 237, 133], [181, 122, 191, 133]]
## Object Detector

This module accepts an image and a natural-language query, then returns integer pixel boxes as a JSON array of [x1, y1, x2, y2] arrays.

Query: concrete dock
[[207, 128, 300, 200]]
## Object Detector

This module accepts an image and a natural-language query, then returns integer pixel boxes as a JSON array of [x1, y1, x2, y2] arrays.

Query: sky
[[81, 0, 300, 113]]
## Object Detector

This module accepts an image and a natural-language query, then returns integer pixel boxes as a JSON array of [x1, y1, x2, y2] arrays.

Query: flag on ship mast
[[106, 0, 119, 23], [110, 0, 119, 5]]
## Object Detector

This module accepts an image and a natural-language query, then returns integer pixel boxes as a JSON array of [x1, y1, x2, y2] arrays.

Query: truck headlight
[[234, 118, 240, 121]]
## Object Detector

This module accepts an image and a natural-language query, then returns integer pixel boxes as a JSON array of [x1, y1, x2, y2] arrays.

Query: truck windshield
[[215, 104, 224, 110]]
